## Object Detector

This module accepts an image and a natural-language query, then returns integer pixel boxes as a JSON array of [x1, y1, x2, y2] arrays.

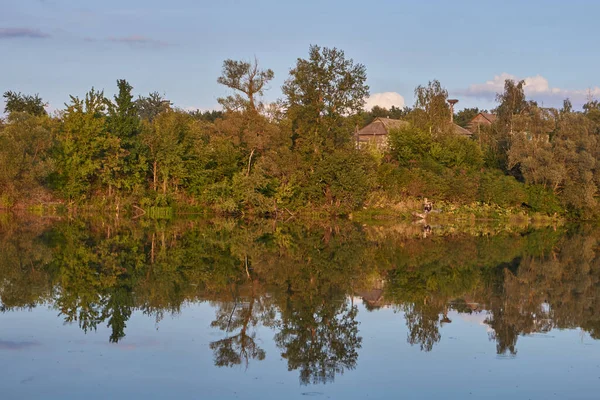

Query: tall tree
[[216, 57, 276, 176], [495, 79, 528, 134], [411, 80, 450, 134], [0, 112, 55, 204], [217, 58, 274, 113], [3, 91, 47, 116], [54, 88, 107, 202], [104, 80, 146, 195], [583, 99, 600, 133], [106, 80, 139, 143], [141, 110, 199, 195], [136, 92, 171, 122], [282, 45, 369, 154]]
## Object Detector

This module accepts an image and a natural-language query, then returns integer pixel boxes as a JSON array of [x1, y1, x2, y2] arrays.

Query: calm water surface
[[1, 216, 599, 399]]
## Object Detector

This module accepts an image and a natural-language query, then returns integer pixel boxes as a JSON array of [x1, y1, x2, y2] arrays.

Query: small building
[[468, 112, 497, 132], [356, 117, 472, 150], [356, 117, 409, 149]]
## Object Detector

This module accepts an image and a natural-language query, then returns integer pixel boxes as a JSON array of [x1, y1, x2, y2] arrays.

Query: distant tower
[[447, 99, 459, 123]]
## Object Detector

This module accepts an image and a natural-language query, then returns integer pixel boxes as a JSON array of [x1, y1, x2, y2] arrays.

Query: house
[[355, 288, 386, 311], [356, 117, 472, 150], [355, 278, 387, 311], [452, 123, 474, 137], [355, 117, 409, 149], [468, 112, 497, 132]]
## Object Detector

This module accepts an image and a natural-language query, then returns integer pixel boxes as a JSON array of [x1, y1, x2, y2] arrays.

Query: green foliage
[[388, 126, 432, 166], [430, 135, 483, 169], [308, 150, 376, 213], [383, 130, 523, 208], [454, 107, 482, 128], [105, 79, 147, 194], [389, 124, 482, 170], [478, 171, 526, 207], [1, 47, 599, 219], [142, 110, 199, 196], [3, 91, 47, 116], [411, 80, 450, 133], [525, 184, 563, 215], [217, 58, 274, 112], [508, 109, 599, 215], [4, 216, 596, 363], [146, 206, 174, 219], [495, 79, 529, 133], [361, 105, 411, 125], [583, 100, 600, 133], [188, 109, 224, 122], [54, 88, 107, 202], [283, 45, 369, 154], [136, 92, 171, 122], [186, 136, 243, 198], [0, 112, 55, 204]]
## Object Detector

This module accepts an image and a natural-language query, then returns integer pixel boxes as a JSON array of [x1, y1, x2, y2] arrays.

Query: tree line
[[2, 45, 600, 218]]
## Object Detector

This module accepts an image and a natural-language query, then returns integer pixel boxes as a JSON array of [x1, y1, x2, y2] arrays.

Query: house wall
[[357, 134, 388, 150]]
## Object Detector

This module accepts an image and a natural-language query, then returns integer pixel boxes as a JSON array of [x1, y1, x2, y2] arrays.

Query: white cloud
[[461, 73, 600, 106], [364, 92, 405, 110]]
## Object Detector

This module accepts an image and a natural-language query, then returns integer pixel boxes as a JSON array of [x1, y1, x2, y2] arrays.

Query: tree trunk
[[153, 161, 158, 191], [162, 176, 167, 195], [240, 293, 255, 340], [247, 148, 255, 176], [151, 233, 155, 264]]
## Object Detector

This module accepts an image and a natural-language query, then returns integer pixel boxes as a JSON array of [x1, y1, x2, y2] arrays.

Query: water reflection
[[276, 297, 360, 385], [209, 282, 273, 368], [1, 215, 599, 384]]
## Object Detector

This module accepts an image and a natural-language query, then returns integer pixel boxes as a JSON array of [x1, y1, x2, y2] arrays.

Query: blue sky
[[2, 0, 599, 113]]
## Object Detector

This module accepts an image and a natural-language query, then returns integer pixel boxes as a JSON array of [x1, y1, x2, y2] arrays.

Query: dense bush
[[388, 127, 432, 166], [309, 150, 377, 213], [525, 185, 563, 215], [478, 171, 526, 208]]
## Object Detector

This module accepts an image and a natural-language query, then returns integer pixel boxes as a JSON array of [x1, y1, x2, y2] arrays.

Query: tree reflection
[[275, 298, 361, 385], [403, 302, 441, 352], [2, 216, 600, 380], [209, 282, 274, 368], [101, 287, 134, 343]]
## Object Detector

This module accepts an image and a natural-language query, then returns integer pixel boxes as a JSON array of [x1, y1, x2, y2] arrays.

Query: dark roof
[[452, 123, 473, 137], [378, 117, 409, 130], [482, 113, 497, 122], [357, 117, 409, 136], [358, 117, 472, 138], [471, 112, 497, 124]]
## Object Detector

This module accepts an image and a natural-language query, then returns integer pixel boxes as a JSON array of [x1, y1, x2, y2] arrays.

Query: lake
[[1, 215, 599, 399]]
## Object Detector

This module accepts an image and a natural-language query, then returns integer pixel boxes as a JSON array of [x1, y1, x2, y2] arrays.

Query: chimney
[[447, 99, 459, 124]]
